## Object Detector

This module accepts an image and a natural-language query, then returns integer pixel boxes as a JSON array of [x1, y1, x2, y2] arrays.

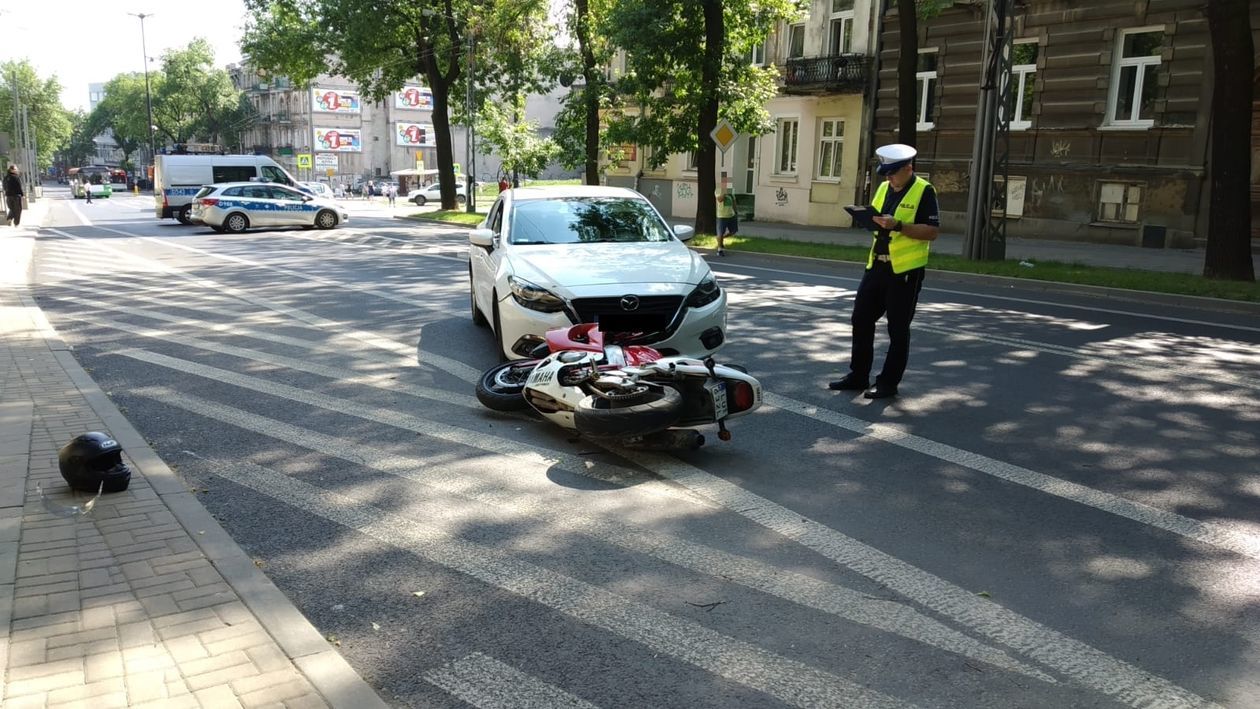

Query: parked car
[[406, 182, 466, 206], [300, 181, 336, 199], [154, 154, 307, 224], [190, 182, 349, 233], [468, 186, 726, 360]]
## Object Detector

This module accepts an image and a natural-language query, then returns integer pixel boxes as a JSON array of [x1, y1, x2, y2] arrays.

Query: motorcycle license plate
[[707, 380, 728, 419]]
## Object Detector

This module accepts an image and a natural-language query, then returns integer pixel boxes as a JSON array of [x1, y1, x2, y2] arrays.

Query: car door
[[471, 198, 505, 318], [242, 185, 276, 227], [269, 185, 310, 227]]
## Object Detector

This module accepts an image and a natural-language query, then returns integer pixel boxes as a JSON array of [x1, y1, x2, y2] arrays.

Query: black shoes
[[864, 382, 898, 399], [827, 374, 869, 391]]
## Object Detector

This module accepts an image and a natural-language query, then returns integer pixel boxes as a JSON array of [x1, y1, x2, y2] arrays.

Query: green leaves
[[0, 60, 73, 170]]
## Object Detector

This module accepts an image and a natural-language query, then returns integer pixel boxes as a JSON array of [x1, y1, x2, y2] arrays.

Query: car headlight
[[508, 275, 566, 313], [686, 274, 721, 308]]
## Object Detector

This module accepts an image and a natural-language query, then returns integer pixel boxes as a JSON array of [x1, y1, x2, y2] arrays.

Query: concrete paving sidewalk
[[0, 198, 388, 708]]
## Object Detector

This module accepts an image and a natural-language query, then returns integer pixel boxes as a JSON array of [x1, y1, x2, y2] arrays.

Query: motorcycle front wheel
[[475, 362, 536, 411], [574, 385, 684, 439]]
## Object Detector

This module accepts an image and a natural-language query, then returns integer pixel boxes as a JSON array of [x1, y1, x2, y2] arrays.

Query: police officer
[[829, 144, 939, 399]]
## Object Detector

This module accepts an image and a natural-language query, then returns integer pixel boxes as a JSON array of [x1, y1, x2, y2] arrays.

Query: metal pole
[[131, 13, 158, 184], [465, 31, 476, 213]]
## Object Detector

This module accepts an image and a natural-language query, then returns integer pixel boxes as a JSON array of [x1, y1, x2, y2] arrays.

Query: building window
[[775, 118, 799, 174], [916, 49, 938, 131], [1005, 41, 1038, 130], [816, 118, 844, 180], [1107, 28, 1163, 127], [746, 41, 767, 66], [1098, 181, 1143, 223], [788, 24, 805, 59], [829, 0, 855, 55], [685, 151, 698, 172]]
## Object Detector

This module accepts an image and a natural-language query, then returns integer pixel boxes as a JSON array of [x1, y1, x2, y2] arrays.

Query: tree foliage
[[598, 0, 803, 232], [0, 60, 72, 170], [91, 73, 151, 165], [551, 0, 616, 184], [476, 95, 560, 180], [62, 110, 99, 168], [152, 39, 243, 145]]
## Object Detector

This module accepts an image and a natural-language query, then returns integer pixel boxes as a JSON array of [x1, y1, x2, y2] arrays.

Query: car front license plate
[[707, 380, 728, 419]]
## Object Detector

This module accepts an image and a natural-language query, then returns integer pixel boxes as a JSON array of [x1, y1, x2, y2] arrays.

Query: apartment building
[[873, 0, 1232, 247], [604, 0, 879, 227]]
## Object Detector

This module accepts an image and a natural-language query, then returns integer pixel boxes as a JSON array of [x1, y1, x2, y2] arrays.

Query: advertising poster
[[394, 86, 434, 111], [396, 123, 437, 147], [312, 88, 362, 113], [314, 128, 362, 152]]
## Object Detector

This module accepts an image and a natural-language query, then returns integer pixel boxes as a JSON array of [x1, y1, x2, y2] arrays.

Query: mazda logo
[[619, 295, 640, 311]]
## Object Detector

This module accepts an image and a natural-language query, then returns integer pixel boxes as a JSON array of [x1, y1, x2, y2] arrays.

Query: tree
[[600, 0, 802, 234], [476, 95, 560, 180], [151, 40, 243, 146], [61, 110, 99, 168], [91, 73, 151, 167], [552, 0, 614, 185], [892, 0, 952, 147], [244, 0, 481, 211], [1202, 0, 1255, 282], [0, 60, 72, 170]]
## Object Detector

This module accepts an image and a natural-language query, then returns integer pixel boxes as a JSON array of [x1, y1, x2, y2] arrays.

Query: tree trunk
[[896, 0, 918, 147], [695, 0, 723, 236], [1203, 0, 1256, 281], [430, 79, 458, 210], [574, 0, 601, 186]]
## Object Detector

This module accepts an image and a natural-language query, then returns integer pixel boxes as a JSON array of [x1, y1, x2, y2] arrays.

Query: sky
[[3, 0, 248, 112]]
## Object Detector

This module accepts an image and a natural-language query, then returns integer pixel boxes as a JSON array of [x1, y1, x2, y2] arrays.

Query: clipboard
[[844, 205, 884, 231]]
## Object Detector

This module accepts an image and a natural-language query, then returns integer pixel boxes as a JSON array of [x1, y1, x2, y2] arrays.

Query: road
[[28, 185, 1260, 708]]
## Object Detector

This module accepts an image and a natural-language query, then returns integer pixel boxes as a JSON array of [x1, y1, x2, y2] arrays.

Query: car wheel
[[475, 362, 536, 412], [224, 213, 249, 233], [176, 205, 192, 225], [413, 195, 426, 206], [470, 266, 488, 327], [315, 209, 338, 229], [574, 386, 685, 439]]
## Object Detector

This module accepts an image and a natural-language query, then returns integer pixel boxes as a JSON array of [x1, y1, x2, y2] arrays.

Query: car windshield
[[508, 197, 672, 245]]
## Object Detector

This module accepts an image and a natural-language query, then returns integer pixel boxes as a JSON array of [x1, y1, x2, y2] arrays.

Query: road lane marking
[[208, 458, 919, 709], [424, 653, 602, 709], [111, 353, 1047, 680]]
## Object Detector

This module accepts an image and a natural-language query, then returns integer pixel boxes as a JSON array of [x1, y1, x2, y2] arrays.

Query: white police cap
[[875, 143, 917, 174]]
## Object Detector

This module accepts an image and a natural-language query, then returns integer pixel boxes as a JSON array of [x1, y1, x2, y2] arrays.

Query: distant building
[[86, 82, 124, 167]]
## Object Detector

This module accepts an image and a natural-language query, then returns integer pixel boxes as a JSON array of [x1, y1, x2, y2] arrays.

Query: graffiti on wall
[[775, 187, 788, 206], [676, 182, 694, 200]]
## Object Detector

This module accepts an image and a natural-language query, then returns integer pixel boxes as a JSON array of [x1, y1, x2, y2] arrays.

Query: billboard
[[396, 123, 437, 147], [312, 88, 361, 114], [314, 128, 362, 152], [394, 86, 433, 111]]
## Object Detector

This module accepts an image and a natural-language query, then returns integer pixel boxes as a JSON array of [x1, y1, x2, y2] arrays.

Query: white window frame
[[787, 24, 806, 60], [684, 151, 698, 173], [829, 0, 855, 55], [1106, 27, 1163, 128], [916, 49, 939, 131], [815, 118, 845, 181], [747, 41, 767, 66], [774, 117, 800, 175], [1006, 40, 1037, 131], [1097, 181, 1144, 223]]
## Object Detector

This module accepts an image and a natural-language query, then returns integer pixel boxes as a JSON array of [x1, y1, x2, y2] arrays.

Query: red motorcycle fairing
[[543, 324, 661, 366]]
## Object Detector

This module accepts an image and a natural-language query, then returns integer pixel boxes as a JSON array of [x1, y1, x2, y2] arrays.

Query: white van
[[154, 154, 306, 223]]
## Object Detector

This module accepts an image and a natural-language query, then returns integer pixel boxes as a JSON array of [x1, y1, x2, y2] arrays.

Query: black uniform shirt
[[874, 176, 939, 255]]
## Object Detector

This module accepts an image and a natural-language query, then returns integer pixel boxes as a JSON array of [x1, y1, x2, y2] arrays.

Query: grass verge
[[404, 209, 486, 226], [690, 234, 1260, 303]]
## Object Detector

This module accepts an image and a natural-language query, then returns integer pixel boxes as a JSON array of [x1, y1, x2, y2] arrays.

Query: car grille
[[570, 295, 684, 339]]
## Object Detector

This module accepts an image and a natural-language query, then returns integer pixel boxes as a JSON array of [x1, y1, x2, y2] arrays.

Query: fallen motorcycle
[[475, 324, 762, 449]]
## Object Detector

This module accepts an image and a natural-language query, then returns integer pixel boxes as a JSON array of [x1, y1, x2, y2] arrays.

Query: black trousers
[[6, 196, 21, 226], [847, 261, 926, 386]]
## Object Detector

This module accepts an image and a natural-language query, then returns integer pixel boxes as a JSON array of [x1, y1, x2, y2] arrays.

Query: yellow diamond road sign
[[710, 120, 738, 153]]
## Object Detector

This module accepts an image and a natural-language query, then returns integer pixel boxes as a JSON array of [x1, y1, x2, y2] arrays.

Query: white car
[[406, 182, 466, 206], [190, 182, 350, 233], [300, 181, 336, 199], [468, 186, 727, 360]]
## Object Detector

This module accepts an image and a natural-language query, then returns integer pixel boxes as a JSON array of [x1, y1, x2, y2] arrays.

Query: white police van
[[154, 155, 308, 224]]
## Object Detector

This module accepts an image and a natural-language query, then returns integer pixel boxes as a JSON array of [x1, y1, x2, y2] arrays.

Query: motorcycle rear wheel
[[574, 386, 683, 439], [475, 362, 535, 411]]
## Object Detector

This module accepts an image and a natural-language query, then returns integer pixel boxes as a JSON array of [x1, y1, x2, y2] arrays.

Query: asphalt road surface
[[28, 185, 1260, 708]]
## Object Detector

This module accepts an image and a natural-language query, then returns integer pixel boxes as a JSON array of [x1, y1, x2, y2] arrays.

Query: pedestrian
[[387, 184, 396, 207], [84, 174, 94, 204], [828, 143, 939, 399], [4, 164, 23, 226], [715, 172, 737, 257]]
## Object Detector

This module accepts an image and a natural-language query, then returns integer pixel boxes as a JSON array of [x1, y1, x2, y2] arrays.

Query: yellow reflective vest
[[867, 176, 932, 274]]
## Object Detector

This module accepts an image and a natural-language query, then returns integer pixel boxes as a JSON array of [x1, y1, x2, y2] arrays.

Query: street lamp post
[[129, 12, 157, 186]]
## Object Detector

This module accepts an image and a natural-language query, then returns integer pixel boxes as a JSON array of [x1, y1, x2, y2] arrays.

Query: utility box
[[1140, 224, 1167, 249]]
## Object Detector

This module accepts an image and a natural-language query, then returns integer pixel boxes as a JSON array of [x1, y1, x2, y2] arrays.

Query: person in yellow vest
[[829, 143, 939, 399]]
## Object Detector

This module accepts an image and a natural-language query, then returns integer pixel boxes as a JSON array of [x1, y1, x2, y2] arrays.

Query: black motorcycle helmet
[[58, 432, 132, 493]]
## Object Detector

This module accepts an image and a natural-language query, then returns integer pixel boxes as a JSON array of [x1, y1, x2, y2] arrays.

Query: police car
[[190, 182, 350, 233]]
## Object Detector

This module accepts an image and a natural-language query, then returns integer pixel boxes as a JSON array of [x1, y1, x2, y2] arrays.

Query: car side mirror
[[302, 196, 312, 202], [469, 228, 495, 248], [673, 224, 695, 241]]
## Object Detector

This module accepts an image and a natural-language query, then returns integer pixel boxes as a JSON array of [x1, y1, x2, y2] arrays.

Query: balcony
[[783, 54, 870, 95]]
